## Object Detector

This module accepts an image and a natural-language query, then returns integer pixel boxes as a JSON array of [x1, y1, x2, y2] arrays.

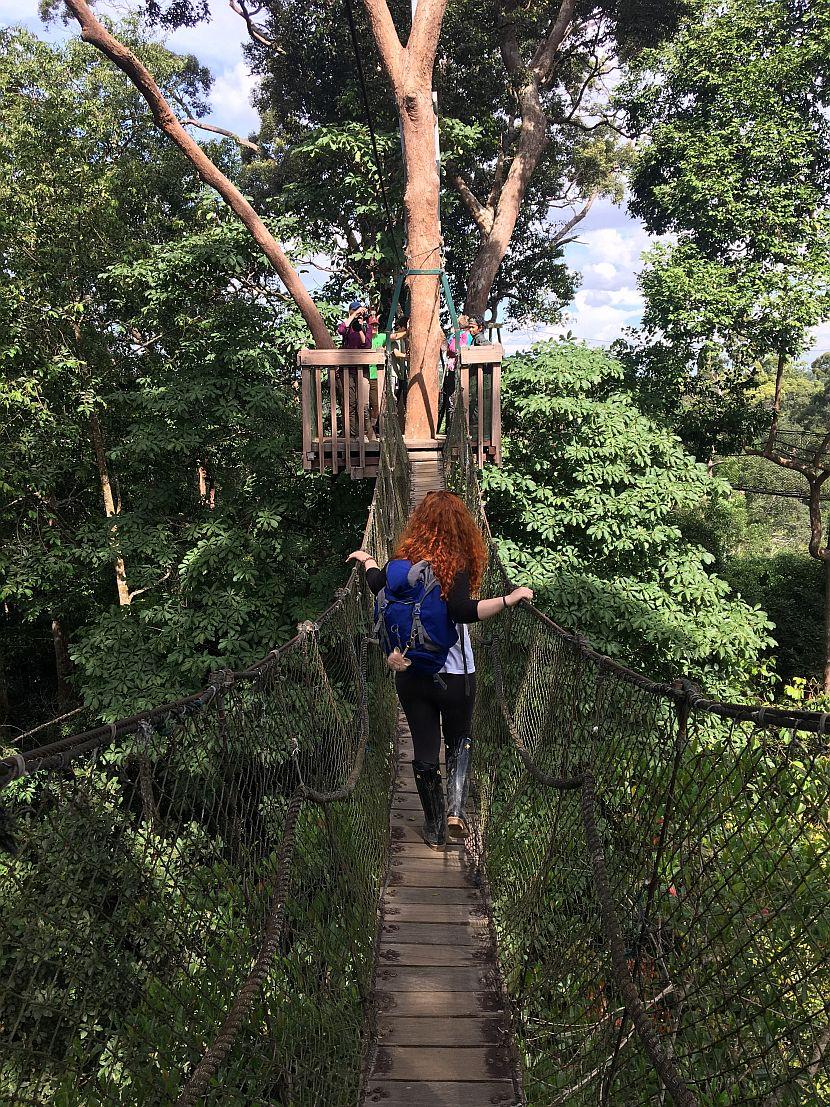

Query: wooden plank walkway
[[360, 446, 522, 1106]]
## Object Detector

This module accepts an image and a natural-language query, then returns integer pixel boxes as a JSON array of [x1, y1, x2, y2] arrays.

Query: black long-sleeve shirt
[[365, 566, 480, 624]]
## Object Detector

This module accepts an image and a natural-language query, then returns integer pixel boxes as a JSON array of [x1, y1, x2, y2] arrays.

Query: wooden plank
[[375, 990, 504, 1017], [492, 358, 502, 466], [343, 368, 351, 473], [358, 368, 366, 473], [371, 966, 494, 993], [363, 1081, 515, 1106], [460, 361, 470, 439], [328, 367, 338, 476], [393, 793, 434, 811], [384, 904, 486, 925], [301, 365, 313, 470], [377, 943, 484, 968], [391, 823, 461, 846], [389, 856, 475, 873], [298, 348, 385, 366], [389, 870, 476, 890], [477, 362, 485, 468], [391, 844, 466, 863], [380, 922, 488, 946], [375, 1016, 507, 1047], [385, 887, 476, 905], [314, 369, 325, 474], [457, 344, 503, 366], [371, 1045, 511, 1082]]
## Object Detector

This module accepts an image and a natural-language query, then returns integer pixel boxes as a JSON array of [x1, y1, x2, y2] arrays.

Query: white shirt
[[441, 624, 475, 674]]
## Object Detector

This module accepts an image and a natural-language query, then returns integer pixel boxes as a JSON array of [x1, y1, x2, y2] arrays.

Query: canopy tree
[[483, 340, 775, 695], [238, 0, 681, 322], [618, 0, 830, 686], [60, 0, 685, 437], [618, 0, 830, 436], [0, 28, 367, 728]]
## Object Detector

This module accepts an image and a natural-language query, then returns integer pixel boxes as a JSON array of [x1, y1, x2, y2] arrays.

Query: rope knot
[[207, 668, 236, 691]]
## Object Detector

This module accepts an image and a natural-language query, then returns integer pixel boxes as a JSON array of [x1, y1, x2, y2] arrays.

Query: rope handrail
[[3, 383, 830, 1106], [443, 390, 830, 1106], [0, 371, 412, 1106]]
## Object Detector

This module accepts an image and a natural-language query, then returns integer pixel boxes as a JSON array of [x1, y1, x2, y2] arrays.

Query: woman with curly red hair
[[348, 491, 533, 850]]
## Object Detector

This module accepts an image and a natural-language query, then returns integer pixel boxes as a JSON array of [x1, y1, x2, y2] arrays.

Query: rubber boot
[[411, 761, 446, 851], [446, 735, 473, 840]]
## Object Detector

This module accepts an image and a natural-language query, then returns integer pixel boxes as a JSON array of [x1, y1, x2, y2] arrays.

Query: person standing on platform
[[336, 300, 375, 440]]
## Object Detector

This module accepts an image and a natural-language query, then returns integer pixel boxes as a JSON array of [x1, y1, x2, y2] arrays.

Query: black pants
[[395, 670, 476, 765]]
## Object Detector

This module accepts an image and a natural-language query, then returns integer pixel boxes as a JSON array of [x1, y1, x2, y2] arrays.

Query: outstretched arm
[[447, 572, 533, 622]]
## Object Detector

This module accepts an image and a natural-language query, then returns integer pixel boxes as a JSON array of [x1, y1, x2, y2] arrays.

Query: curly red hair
[[395, 491, 488, 598]]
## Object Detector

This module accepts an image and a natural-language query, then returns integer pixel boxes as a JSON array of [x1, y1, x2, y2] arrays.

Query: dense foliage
[[616, 0, 830, 446], [0, 29, 367, 732], [483, 341, 774, 694]]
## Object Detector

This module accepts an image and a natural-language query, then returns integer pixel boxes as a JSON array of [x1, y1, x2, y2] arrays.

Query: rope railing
[[0, 373, 411, 1106], [443, 395, 830, 1105], [3, 377, 830, 1106]]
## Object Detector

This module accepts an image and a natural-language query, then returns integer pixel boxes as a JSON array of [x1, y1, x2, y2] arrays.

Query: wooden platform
[[360, 447, 521, 1106]]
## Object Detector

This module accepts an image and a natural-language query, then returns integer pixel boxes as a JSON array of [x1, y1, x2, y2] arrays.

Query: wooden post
[[492, 358, 502, 466], [329, 368, 339, 475], [358, 370, 366, 475], [301, 366, 312, 470], [314, 370, 325, 475]]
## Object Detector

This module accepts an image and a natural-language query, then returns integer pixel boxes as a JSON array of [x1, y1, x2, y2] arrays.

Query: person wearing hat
[[337, 300, 375, 350], [336, 299, 376, 445]]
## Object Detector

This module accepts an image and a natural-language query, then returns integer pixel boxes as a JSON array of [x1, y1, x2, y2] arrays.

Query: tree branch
[[361, 0, 404, 87], [550, 191, 596, 245], [530, 0, 577, 86], [181, 118, 266, 156], [228, 0, 283, 51], [128, 568, 173, 603], [486, 139, 509, 211], [408, 0, 449, 78], [64, 0, 333, 348], [450, 173, 493, 234]]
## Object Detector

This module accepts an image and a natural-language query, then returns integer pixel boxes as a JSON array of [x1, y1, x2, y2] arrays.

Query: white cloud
[[808, 322, 830, 362], [208, 59, 260, 135], [3, 1, 261, 136], [501, 196, 650, 352]]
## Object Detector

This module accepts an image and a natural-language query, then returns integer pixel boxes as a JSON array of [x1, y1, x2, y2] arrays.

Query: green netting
[[445, 395, 830, 1106], [0, 377, 410, 1106]]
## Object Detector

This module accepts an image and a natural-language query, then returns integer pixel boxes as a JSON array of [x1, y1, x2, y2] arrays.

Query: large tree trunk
[[89, 411, 132, 607], [362, 0, 447, 440], [399, 88, 443, 438], [64, 0, 333, 350], [824, 557, 830, 696]]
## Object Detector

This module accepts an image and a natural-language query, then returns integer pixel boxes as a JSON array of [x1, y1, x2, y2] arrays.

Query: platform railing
[[298, 348, 387, 478], [299, 343, 502, 475], [458, 343, 502, 467]]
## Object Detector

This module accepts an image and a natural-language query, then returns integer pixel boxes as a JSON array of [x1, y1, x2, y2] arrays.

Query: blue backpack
[[373, 559, 458, 675]]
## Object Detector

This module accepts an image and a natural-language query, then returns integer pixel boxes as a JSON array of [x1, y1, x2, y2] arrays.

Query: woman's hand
[[346, 549, 374, 565], [506, 586, 534, 607]]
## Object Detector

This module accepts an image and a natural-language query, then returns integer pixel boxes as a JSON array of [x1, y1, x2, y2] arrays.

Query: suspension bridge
[[1, 380, 829, 1105]]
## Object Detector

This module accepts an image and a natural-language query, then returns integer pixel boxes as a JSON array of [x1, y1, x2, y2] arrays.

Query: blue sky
[[4, 0, 827, 360]]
